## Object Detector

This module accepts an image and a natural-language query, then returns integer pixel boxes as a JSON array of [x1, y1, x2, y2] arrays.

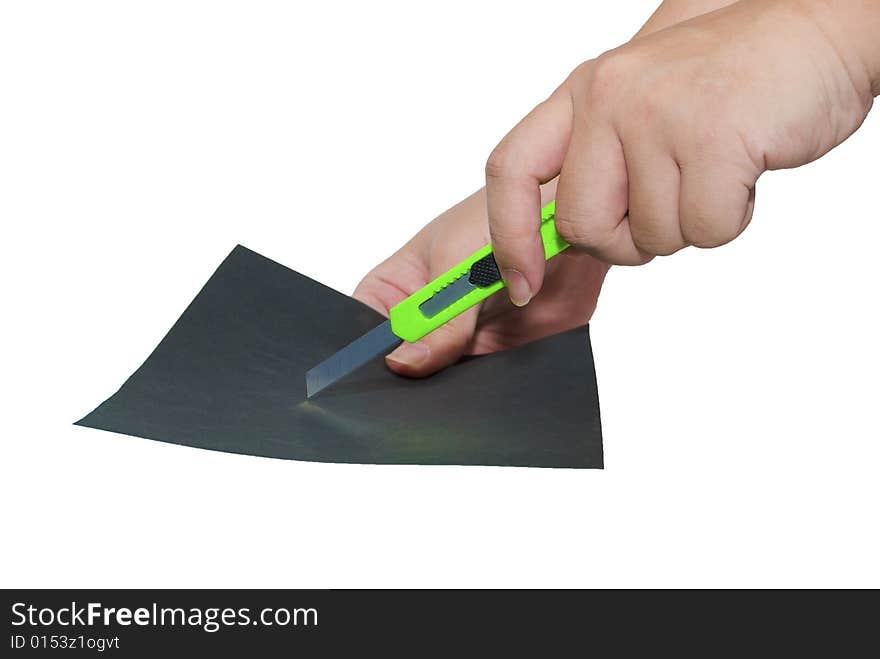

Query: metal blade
[[418, 274, 476, 318], [305, 320, 401, 398]]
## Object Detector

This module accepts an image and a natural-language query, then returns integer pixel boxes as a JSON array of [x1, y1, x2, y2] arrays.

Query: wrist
[[789, 0, 880, 98], [636, 0, 739, 37]]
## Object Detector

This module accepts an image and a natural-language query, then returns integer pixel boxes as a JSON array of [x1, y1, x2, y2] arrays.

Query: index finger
[[485, 91, 573, 306]]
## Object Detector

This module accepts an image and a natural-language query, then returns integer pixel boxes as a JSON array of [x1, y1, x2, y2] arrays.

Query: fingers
[[485, 91, 574, 306], [555, 104, 755, 260], [557, 120, 755, 260], [385, 308, 479, 378], [555, 105, 649, 265], [678, 160, 756, 248], [515, 46, 766, 265], [624, 139, 686, 257]]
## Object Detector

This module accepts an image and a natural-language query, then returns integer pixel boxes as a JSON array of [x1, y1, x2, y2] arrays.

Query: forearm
[[639, 1, 880, 97], [792, 0, 880, 97], [635, 0, 740, 37]]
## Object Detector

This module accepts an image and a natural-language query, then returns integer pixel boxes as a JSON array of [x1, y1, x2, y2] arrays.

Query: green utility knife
[[306, 200, 568, 397]]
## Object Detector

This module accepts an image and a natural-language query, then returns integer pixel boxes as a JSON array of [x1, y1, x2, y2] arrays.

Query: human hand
[[353, 187, 608, 376], [353, 0, 754, 376], [486, 0, 879, 305]]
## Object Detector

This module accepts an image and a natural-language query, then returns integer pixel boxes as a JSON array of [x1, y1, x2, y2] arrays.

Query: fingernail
[[501, 268, 532, 307], [387, 340, 430, 367]]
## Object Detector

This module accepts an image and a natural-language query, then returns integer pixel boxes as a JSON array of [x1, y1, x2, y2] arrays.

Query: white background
[[1, 1, 877, 588]]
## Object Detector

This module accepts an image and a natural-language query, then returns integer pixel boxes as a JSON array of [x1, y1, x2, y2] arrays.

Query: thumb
[[385, 307, 479, 378]]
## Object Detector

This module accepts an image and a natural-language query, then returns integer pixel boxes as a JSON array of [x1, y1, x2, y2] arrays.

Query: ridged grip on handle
[[389, 201, 567, 343]]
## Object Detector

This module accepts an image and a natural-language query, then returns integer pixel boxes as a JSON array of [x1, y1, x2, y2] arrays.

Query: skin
[[355, 0, 741, 376], [358, 0, 880, 376], [486, 0, 880, 306], [354, 184, 608, 376]]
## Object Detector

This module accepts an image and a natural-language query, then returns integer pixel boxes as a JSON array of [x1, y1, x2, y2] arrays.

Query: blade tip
[[305, 370, 326, 399]]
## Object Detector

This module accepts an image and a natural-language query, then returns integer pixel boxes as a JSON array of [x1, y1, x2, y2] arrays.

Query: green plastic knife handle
[[389, 201, 567, 343]]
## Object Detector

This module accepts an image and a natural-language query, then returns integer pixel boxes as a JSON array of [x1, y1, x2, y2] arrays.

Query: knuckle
[[555, 193, 625, 250], [485, 145, 513, 182], [554, 208, 595, 248], [691, 130, 722, 162], [566, 59, 595, 85], [488, 225, 541, 267], [430, 314, 473, 349], [489, 223, 531, 244], [629, 217, 681, 256], [680, 208, 737, 248], [585, 53, 629, 101], [680, 164, 751, 249]]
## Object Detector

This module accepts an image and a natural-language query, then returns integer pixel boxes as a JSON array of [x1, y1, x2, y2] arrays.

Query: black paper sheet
[[77, 246, 603, 468]]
